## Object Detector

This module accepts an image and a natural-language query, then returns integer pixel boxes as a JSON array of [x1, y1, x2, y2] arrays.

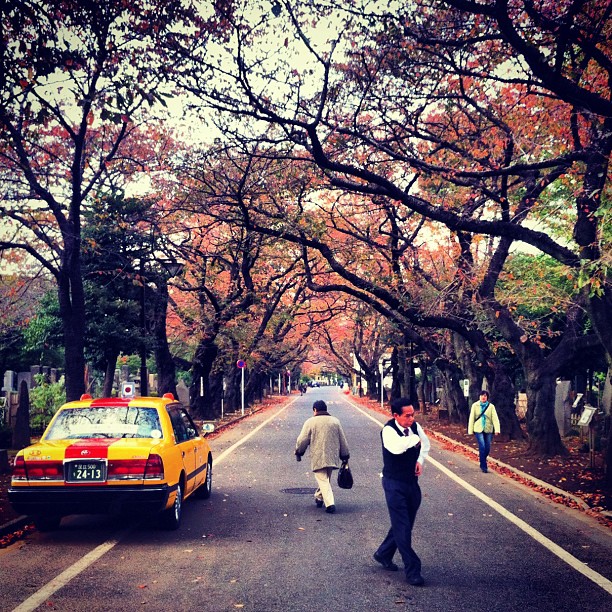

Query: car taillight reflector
[[144, 454, 164, 479], [107, 459, 147, 480], [14, 458, 64, 481], [106, 455, 164, 480], [12, 456, 27, 480]]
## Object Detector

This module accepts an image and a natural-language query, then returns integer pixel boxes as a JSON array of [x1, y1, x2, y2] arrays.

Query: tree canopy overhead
[[160, 0, 611, 454], [0, 0, 231, 399], [167, 0, 610, 325], [2, 1, 611, 461]]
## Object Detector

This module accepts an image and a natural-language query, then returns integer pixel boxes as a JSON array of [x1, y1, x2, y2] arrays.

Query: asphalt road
[[1, 388, 611, 612]]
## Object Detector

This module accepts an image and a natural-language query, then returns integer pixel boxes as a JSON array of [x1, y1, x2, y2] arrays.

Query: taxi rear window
[[45, 406, 162, 440]]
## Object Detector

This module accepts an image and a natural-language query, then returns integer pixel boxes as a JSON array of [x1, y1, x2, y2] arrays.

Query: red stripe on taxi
[[64, 439, 118, 459]]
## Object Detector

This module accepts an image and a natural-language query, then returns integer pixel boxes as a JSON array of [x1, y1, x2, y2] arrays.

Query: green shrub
[[30, 374, 66, 432]]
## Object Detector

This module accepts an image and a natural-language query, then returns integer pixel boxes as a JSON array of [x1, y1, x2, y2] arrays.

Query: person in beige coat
[[295, 400, 350, 513]]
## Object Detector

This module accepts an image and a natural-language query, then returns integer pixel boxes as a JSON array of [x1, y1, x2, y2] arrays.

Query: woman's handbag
[[337, 460, 353, 489]]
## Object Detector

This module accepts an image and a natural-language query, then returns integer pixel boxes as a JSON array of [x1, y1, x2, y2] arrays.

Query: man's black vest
[[381, 419, 420, 482]]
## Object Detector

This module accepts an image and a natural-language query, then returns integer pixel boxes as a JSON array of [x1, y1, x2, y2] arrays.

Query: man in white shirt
[[373, 397, 430, 586]]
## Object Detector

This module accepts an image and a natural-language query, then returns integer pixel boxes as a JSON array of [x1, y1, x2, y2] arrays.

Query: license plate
[[66, 461, 107, 482]]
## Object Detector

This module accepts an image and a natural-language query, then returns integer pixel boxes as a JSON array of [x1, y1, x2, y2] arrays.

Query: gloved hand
[[295, 452, 302, 462]]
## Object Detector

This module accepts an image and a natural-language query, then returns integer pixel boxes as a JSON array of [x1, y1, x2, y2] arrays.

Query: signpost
[[379, 355, 391, 410], [221, 377, 226, 420], [380, 363, 384, 409], [237, 360, 246, 415], [578, 405, 597, 468]]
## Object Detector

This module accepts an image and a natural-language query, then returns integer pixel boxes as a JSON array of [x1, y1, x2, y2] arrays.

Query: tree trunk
[[12, 380, 31, 449], [189, 339, 218, 419], [153, 285, 178, 398], [525, 368, 567, 456], [602, 364, 612, 486], [437, 362, 468, 422], [366, 371, 379, 400], [58, 266, 87, 401], [390, 345, 401, 400], [416, 358, 428, 411], [102, 350, 119, 397], [489, 362, 523, 441], [224, 368, 243, 413], [453, 333, 483, 404]]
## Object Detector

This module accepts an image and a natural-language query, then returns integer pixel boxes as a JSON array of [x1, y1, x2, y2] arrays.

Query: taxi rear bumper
[[8, 483, 175, 517]]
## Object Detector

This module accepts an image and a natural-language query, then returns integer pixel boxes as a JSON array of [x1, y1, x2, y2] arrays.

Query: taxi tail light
[[144, 454, 164, 479], [93, 455, 164, 480], [12, 457, 64, 481], [12, 455, 26, 480], [107, 459, 148, 480]]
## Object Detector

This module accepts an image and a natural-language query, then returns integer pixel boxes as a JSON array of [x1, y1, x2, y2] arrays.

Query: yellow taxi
[[8, 389, 213, 531]]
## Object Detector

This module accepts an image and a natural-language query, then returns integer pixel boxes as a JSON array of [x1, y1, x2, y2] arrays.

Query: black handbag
[[337, 460, 353, 489]]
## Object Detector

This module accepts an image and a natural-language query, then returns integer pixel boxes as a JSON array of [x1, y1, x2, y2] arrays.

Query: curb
[[427, 430, 591, 510], [0, 515, 30, 538]]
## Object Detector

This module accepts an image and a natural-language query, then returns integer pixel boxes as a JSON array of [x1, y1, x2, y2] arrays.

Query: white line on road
[[11, 398, 297, 612], [11, 529, 131, 612], [342, 395, 612, 595]]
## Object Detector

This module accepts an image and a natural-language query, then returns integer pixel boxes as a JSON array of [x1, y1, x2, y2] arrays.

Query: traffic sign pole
[[237, 360, 246, 416]]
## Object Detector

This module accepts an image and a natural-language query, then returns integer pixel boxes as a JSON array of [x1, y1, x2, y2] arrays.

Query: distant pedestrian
[[295, 400, 350, 514], [467, 390, 501, 473], [374, 398, 430, 586]]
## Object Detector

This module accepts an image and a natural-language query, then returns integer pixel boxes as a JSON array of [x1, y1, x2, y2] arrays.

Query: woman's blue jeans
[[474, 432, 493, 471]]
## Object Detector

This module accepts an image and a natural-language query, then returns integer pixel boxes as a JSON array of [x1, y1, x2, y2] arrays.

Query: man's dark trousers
[[377, 476, 422, 580]]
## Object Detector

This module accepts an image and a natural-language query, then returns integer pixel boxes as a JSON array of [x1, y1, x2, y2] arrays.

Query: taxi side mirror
[[200, 422, 215, 435]]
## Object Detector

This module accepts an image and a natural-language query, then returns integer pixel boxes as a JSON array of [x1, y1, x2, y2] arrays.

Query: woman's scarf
[[479, 401, 489, 428]]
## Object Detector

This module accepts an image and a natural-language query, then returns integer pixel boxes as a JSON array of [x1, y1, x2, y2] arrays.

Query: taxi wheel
[[33, 515, 62, 532], [160, 482, 183, 530], [195, 455, 213, 499]]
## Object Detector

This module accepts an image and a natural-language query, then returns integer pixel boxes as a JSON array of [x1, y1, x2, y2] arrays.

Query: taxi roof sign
[[121, 381, 136, 398]]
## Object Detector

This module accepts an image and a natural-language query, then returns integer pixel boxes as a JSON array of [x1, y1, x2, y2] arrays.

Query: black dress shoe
[[407, 575, 425, 586], [373, 553, 398, 571], [325, 504, 336, 513], [315, 499, 324, 508]]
